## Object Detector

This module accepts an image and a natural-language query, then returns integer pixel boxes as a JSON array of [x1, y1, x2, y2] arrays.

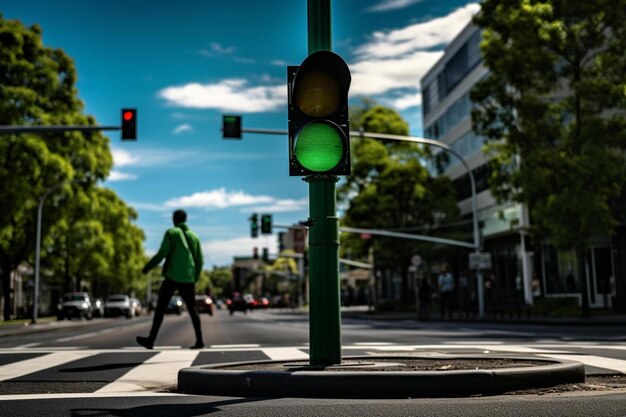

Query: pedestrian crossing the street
[[0, 342, 625, 398]]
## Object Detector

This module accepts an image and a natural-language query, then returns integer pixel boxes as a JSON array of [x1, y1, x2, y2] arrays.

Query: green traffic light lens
[[294, 122, 344, 172]]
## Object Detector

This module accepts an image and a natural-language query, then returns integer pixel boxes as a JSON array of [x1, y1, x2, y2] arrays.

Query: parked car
[[92, 298, 105, 318], [255, 296, 270, 309], [58, 292, 93, 320], [195, 295, 214, 316], [104, 295, 134, 318], [165, 295, 184, 315], [130, 297, 143, 317], [227, 292, 255, 315]]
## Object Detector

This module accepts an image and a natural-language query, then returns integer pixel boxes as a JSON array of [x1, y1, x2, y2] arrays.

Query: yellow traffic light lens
[[294, 71, 341, 117], [294, 122, 344, 172]]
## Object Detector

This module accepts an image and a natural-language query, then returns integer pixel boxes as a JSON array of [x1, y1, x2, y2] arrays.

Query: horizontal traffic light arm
[[0, 125, 121, 134]]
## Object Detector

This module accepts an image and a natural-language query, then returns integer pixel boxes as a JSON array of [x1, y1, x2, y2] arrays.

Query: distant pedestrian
[[137, 209, 204, 350], [438, 264, 455, 319], [418, 277, 432, 321]]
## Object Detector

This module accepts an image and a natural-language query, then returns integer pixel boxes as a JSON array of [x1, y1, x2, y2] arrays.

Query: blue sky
[[3, 0, 479, 267]]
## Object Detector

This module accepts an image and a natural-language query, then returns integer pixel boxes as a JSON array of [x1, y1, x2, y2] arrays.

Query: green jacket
[[144, 223, 203, 283]]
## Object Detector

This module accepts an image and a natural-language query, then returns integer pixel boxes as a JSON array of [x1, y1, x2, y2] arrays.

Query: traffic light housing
[[261, 214, 272, 234], [262, 247, 269, 262], [223, 115, 242, 139], [288, 51, 351, 176], [121, 108, 137, 140], [250, 213, 259, 238]]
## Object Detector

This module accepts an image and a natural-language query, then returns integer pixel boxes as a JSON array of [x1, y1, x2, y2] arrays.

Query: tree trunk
[[1, 268, 12, 321], [576, 244, 591, 318]]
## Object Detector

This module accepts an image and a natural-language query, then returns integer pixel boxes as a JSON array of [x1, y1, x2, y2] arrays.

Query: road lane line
[[539, 354, 626, 374], [262, 347, 309, 360], [13, 342, 41, 349], [0, 351, 96, 381], [96, 350, 199, 392], [56, 332, 101, 342]]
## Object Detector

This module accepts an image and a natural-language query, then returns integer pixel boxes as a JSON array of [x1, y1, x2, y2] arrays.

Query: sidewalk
[[0, 317, 101, 337], [340, 306, 626, 326]]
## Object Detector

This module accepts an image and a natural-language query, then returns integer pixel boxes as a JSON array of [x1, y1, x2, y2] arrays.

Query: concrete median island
[[178, 354, 585, 398]]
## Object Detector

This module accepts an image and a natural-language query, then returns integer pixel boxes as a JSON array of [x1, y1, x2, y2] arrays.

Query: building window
[[451, 162, 491, 201]]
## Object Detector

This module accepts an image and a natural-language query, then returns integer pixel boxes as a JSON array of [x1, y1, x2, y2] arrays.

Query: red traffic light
[[121, 108, 137, 140]]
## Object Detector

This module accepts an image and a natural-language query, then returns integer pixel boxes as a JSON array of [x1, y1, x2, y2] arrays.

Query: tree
[[339, 104, 460, 306], [0, 16, 143, 319], [471, 0, 626, 317]]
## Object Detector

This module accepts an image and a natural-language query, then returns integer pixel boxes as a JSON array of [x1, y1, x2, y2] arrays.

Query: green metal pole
[[306, 0, 342, 366]]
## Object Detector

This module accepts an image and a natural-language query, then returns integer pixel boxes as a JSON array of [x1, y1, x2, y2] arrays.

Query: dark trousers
[[149, 279, 203, 344], [440, 291, 453, 319]]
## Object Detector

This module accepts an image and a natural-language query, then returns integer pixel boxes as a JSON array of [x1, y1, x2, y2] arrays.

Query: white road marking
[[122, 346, 182, 350], [539, 354, 626, 373], [13, 342, 41, 349], [210, 344, 261, 349], [0, 351, 96, 381], [96, 350, 199, 392], [56, 332, 101, 342], [354, 342, 394, 346], [262, 347, 309, 360], [0, 392, 186, 401]]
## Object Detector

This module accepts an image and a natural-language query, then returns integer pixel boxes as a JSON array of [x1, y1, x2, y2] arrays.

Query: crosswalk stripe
[[95, 350, 199, 393], [0, 351, 97, 381], [262, 347, 309, 360], [538, 354, 626, 374]]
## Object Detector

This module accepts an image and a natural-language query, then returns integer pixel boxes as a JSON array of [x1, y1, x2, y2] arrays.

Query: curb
[[178, 355, 585, 398]]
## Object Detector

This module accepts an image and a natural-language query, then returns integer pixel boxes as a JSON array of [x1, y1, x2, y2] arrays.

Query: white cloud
[[158, 79, 286, 112], [173, 123, 193, 134], [241, 197, 309, 213], [389, 90, 423, 110], [128, 202, 171, 212], [198, 42, 236, 57], [111, 148, 140, 167], [350, 50, 443, 95], [366, 0, 424, 13], [355, 3, 480, 59], [165, 188, 273, 209], [270, 59, 288, 66], [108, 170, 138, 181], [202, 235, 278, 267], [347, 3, 479, 110]]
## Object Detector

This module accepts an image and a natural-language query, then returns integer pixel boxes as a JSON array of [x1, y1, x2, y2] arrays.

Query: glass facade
[[422, 29, 481, 117], [424, 93, 472, 139]]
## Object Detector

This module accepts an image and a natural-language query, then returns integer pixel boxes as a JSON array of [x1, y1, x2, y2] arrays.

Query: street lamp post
[[32, 178, 83, 324], [355, 131, 485, 317]]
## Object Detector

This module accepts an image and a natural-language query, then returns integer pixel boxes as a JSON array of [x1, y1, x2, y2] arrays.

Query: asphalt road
[[1, 308, 626, 416]]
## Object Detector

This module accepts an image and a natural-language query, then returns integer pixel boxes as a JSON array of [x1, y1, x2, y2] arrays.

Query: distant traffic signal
[[262, 247, 269, 262], [250, 213, 259, 238], [253, 247, 259, 259], [223, 115, 242, 139], [261, 214, 272, 234], [121, 108, 137, 140], [288, 51, 351, 176]]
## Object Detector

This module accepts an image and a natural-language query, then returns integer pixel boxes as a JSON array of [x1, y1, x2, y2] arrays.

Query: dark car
[[195, 295, 214, 316], [255, 297, 270, 309], [165, 295, 184, 315], [227, 292, 254, 315]]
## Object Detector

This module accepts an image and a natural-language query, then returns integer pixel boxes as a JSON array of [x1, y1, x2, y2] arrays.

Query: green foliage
[[472, 0, 626, 249], [530, 297, 581, 317], [0, 15, 144, 318]]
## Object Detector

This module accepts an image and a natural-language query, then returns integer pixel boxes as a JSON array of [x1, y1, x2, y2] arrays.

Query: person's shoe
[[189, 342, 205, 349], [136, 336, 154, 350]]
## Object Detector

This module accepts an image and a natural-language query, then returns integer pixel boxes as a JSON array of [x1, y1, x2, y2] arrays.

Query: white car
[[104, 295, 134, 318], [59, 292, 93, 320]]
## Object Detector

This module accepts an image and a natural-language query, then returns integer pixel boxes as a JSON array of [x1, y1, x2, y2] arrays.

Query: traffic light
[[288, 51, 351, 176], [250, 213, 259, 238], [261, 214, 272, 234], [253, 247, 259, 259], [223, 115, 242, 139], [121, 108, 137, 140], [262, 247, 269, 262]]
